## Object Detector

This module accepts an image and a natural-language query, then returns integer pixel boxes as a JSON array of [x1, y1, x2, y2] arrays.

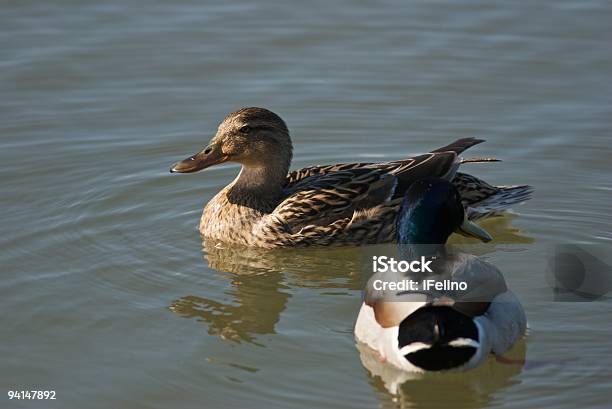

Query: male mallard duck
[[170, 107, 531, 248], [354, 178, 527, 372]]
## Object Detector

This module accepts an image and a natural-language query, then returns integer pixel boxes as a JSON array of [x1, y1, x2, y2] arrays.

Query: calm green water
[[1, 1, 611, 408]]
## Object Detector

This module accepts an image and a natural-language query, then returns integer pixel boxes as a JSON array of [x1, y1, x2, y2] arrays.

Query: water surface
[[1, 1, 611, 408]]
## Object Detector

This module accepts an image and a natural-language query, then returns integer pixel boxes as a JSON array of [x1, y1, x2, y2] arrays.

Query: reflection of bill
[[548, 244, 612, 301]]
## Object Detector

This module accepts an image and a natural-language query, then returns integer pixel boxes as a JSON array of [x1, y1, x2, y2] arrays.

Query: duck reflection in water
[[358, 338, 526, 407], [169, 240, 366, 344], [169, 210, 531, 347], [169, 275, 289, 344]]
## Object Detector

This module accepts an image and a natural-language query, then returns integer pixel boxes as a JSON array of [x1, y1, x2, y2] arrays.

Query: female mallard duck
[[170, 107, 531, 248], [354, 178, 527, 372]]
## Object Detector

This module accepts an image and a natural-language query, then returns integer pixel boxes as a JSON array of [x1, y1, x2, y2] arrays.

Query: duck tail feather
[[460, 157, 502, 164], [431, 138, 485, 154], [466, 184, 534, 220], [453, 172, 533, 220]]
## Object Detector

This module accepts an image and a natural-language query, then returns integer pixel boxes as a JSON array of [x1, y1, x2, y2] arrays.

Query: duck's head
[[170, 107, 293, 174], [397, 178, 492, 244]]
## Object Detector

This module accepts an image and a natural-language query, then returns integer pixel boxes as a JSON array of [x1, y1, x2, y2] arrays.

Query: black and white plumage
[[354, 179, 527, 372], [355, 253, 526, 372]]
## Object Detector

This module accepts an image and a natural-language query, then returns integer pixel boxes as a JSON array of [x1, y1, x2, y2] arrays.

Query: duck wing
[[285, 138, 485, 200], [278, 145, 472, 232], [265, 138, 492, 244], [285, 162, 373, 186], [274, 168, 397, 231], [287, 153, 458, 198]]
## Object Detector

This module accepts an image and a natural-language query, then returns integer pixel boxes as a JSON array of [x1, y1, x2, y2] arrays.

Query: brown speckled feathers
[[210, 138, 530, 248], [171, 108, 531, 248]]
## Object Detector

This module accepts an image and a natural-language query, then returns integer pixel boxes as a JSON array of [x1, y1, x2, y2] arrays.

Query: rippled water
[[1, 1, 611, 408]]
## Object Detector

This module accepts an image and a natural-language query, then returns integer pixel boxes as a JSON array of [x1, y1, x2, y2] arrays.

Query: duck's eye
[[239, 125, 251, 134]]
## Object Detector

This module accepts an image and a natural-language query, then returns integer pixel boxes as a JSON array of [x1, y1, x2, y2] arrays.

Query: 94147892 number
[[8, 390, 56, 400]]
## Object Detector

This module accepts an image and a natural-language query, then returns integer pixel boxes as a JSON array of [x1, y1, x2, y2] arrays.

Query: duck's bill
[[456, 215, 492, 242], [170, 144, 228, 173]]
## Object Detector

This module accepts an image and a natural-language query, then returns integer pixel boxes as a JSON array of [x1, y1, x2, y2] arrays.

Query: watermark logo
[[362, 245, 486, 303], [371, 278, 467, 292], [372, 256, 434, 273]]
